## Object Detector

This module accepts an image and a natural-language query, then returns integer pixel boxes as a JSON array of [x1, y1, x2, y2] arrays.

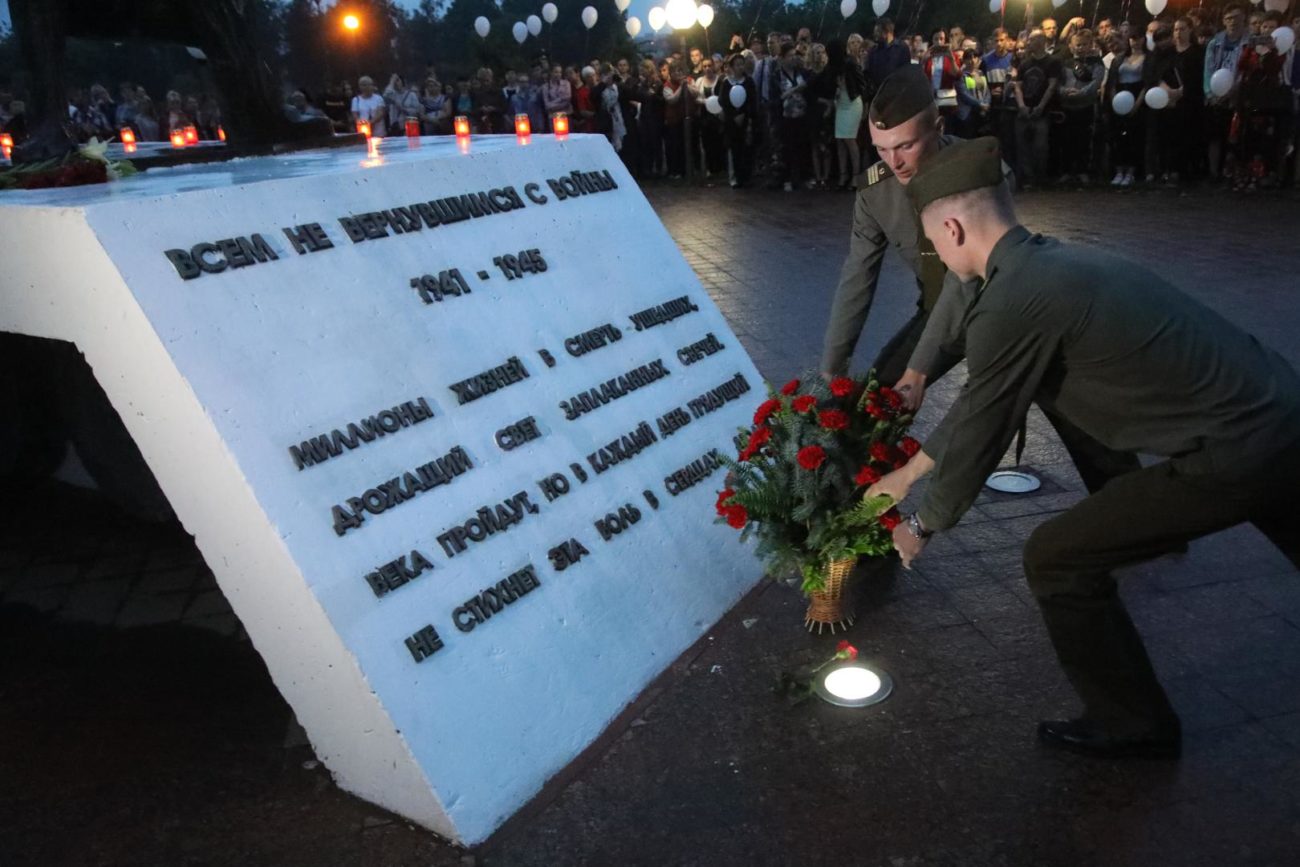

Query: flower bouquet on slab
[[715, 372, 919, 633]]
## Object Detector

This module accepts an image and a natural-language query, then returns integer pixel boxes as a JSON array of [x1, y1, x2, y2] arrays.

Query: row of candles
[[356, 112, 570, 141], [0, 126, 227, 160]]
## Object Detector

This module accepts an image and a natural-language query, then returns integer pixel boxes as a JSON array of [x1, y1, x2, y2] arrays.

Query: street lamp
[[341, 12, 361, 84], [665, 0, 699, 181]]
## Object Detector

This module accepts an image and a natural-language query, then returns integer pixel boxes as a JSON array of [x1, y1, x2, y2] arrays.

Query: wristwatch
[[906, 512, 933, 541]]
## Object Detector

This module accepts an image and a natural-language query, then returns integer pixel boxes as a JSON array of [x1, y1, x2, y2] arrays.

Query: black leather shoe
[[1037, 718, 1181, 759]]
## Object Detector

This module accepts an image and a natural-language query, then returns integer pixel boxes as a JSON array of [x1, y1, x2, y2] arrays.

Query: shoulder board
[[860, 161, 893, 188]]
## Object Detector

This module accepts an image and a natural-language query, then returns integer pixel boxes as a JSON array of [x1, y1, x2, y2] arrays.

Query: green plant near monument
[[715, 372, 919, 630]]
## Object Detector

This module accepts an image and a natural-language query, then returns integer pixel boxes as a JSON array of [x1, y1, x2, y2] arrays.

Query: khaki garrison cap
[[867, 66, 935, 129], [906, 136, 1005, 213]]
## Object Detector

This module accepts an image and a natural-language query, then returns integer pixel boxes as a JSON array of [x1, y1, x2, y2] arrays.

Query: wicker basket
[[804, 556, 856, 634]]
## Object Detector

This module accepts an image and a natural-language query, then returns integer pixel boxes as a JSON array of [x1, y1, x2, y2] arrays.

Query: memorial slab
[[0, 135, 765, 845]]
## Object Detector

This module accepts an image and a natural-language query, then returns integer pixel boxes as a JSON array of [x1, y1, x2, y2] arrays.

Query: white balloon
[[648, 6, 667, 32], [474, 16, 490, 38], [729, 84, 746, 108], [513, 21, 528, 44], [1210, 67, 1234, 97], [626, 16, 642, 37], [1272, 26, 1296, 54], [582, 6, 598, 29], [705, 94, 722, 114], [841, 0, 858, 18], [665, 0, 698, 30], [1145, 0, 1167, 14], [698, 4, 715, 27], [615, 0, 631, 11], [542, 3, 558, 24], [527, 14, 542, 36], [1051, 0, 1066, 7], [988, 0, 1000, 11], [1111, 91, 1135, 115], [1249, 0, 1262, 5], [1144, 86, 1169, 110], [873, 0, 889, 14]]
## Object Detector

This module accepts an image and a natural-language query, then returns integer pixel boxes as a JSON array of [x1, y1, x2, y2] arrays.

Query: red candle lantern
[[405, 117, 420, 138], [119, 127, 136, 145], [453, 116, 471, 138], [1, 132, 13, 159], [183, 125, 198, 145], [170, 130, 186, 148], [217, 125, 226, 142], [356, 120, 371, 138], [551, 112, 570, 137], [514, 114, 531, 136]]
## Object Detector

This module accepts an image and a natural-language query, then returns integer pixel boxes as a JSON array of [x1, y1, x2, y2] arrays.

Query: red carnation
[[854, 465, 881, 486], [780, 379, 801, 396], [836, 640, 859, 660], [818, 409, 850, 431], [754, 398, 781, 426], [869, 442, 893, 463], [900, 436, 921, 457], [829, 377, 856, 398], [715, 488, 736, 515], [866, 401, 891, 420], [796, 445, 827, 470], [725, 504, 749, 529], [749, 426, 772, 447], [738, 443, 757, 462], [880, 387, 903, 410], [792, 395, 817, 413], [879, 508, 903, 530]]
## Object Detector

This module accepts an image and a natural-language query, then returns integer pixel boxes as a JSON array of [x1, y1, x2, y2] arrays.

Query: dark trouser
[[1060, 108, 1094, 176], [664, 122, 685, 176], [726, 121, 753, 185], [780, 114, 809, 185], [1015, 114, 1051, 185], [1023, 441, 1300, 734]]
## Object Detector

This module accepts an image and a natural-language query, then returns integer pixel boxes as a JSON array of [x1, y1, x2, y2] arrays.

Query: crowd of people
[[2, 4, 1297, 192]]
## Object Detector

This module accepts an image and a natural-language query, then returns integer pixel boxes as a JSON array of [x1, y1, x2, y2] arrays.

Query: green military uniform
[[820, 140, 977, 384], [910, 142, 1300, 735]]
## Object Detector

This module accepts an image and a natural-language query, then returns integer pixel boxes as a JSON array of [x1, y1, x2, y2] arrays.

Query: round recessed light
[[813, 663, 894, 708]]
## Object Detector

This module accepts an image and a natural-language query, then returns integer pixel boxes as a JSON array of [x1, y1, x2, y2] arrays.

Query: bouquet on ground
[[0, 138, 137, 190], [715, 372, 920, 593]]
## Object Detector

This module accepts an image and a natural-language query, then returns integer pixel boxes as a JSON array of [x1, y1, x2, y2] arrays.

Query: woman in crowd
[[638, 60, 666, 178], [1232, 13, 1291, 190], [719, 53, 759, 188], [694, 57, 727, 178], [384, 74, 423, 132], [954, 48, 991, 139], [1167, 16, 1206, 182], [662, 61, 689, 178], [420, 80, 451, 134], [824, 40, 867, 189], [574, 67, 597, 134], [542, 65, 573, 124], [1104, 31, 1147, 186], [1143, 23, 1184, 184]]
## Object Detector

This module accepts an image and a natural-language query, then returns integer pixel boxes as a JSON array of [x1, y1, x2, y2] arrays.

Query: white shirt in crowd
[[351, 92, 387, 134]]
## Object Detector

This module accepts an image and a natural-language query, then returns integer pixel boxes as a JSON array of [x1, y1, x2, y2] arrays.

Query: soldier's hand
[[891, 523, 927, 569], [894, 368, 928, 412], [865, 468, 913, 507]]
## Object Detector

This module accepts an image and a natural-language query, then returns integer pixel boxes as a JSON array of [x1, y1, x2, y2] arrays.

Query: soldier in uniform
[[867, 137, 1300, 758], [822, 66, 1138, 496]]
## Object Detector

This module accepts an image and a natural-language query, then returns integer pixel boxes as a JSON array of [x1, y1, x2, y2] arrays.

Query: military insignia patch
[[862, 162, 893, 187]]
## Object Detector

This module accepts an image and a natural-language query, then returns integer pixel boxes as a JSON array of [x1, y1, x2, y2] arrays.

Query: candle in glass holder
[[119, 127, 136, 145], [453, 116, 471, 138], [356, 120, 371, 138], [183, 125, 198, 145], [514, 114, 531, 136], [1, 132, 13, 159], [170, 130, 186, 148], [405, 117, 420, 137], [551, 112, 570, 136], [217, 125, 226, 142]]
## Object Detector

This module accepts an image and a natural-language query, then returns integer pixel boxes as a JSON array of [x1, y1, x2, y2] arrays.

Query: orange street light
[[342, 13, 360, 31]]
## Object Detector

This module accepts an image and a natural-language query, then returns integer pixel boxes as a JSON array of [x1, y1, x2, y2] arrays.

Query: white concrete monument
[[0, 135, 764, 844]]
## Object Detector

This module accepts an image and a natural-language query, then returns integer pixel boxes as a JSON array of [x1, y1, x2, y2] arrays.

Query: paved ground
[[3, 184, 1300, 866]]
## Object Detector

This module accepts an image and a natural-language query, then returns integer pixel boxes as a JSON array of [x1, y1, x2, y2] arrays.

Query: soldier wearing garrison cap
[[867, 136, 1300, 760], [821, 66, 1010, 405]]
